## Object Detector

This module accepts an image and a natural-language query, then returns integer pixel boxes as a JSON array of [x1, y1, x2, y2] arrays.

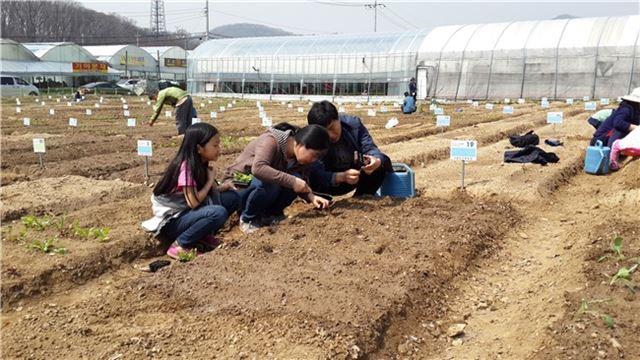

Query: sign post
[[436, 115, 450, 135], [450, 140, 477, 190], [547, 112, 563, 136], [33, 138, 46, 168], [137, 140, 153, 184]]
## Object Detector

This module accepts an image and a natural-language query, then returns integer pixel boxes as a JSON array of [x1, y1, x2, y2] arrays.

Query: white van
[[0, 75, 40, 96]]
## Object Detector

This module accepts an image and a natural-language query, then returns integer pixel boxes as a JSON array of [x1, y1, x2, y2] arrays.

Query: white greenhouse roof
[[23, 42, 98, 62], [0, 39, 40, 61]]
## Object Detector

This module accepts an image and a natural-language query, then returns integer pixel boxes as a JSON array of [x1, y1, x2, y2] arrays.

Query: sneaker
[[239, 219, 261, 234], [261, 214, 287, 226], [203, 234, 222, 250], [610, 161, 620, 171], [166, 242, 202, 260]]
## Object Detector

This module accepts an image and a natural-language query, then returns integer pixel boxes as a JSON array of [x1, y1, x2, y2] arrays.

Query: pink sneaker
[[166, 243, 202, 260], [610, 161, 620, 171]]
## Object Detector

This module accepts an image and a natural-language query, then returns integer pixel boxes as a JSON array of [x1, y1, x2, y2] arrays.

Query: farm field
[[1, 94, 638, 359]]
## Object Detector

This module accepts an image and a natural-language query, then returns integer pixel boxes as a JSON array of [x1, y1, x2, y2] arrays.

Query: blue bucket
[[376, 163, 416, 198], [584, 140, 610, 175]]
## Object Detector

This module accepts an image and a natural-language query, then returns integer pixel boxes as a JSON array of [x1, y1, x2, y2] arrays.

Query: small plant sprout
[[90, 227, 111, 242], [30, 238, 56, 253], [21, 214, 53, 231], [611, 236, 624, 260], [54, 212, 69, 236], [602, 314, 615, 329], [72, 220, 90, 238], [53, 247, 68, 255], [177, 249, 197, 262], [609, 264, 637, 292]]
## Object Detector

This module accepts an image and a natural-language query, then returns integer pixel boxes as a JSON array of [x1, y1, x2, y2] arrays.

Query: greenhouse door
[[416, 66, 432, 99]]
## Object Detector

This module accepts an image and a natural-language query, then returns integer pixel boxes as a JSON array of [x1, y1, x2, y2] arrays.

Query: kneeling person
[[307, 100, 392, 196]]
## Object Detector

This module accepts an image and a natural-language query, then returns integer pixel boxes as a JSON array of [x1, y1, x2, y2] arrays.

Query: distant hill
[[553, 14, 579, 20], [211, 23, 295, 38]]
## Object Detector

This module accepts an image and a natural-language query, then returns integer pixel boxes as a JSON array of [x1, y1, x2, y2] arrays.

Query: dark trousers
[[314, 168, 386, 196], [175, 96, 195, 135], [238, 177, 297, 223], [590, 129, 628, 147]]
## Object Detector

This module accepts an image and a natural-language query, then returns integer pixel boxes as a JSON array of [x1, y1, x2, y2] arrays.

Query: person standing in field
[[148, 87, 197, 135]]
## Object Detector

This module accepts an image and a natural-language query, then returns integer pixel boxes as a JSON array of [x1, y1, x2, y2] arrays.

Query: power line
[[377, 11, 409, 30], [364, 0, 385, 32], [213, 9, 334, 34], [384, 5, 419, 29], [307, 0, 362, 7]]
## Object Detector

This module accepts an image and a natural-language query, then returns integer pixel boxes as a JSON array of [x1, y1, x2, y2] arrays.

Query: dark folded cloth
[[509, 130, 539, 147], [504, 145, 559, 165]]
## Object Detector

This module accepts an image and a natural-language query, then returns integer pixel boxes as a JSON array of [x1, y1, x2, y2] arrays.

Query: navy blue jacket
[[310, 115, 392, 187], [593, 101, 640, 140]]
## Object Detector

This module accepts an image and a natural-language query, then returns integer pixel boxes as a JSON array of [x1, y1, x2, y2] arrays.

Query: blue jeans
[[161, 191, 240, 249], [238, 177, 297, 223]]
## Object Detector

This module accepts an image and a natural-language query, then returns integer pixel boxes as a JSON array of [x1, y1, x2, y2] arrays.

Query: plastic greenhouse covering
[[188, 15, 640, 100]]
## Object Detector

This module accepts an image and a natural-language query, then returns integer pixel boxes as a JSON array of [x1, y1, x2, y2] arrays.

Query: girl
[[610, 126, 640, 171], [141, 123, 240, 259], [223, 123, 331, 234]]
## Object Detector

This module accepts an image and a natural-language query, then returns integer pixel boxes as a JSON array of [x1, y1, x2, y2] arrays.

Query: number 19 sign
[[451, 140, 477, 190], [138, 140, 152, 183]]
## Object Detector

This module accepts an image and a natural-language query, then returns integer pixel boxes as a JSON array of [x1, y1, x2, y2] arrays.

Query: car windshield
[[16, 78, 28, 85]]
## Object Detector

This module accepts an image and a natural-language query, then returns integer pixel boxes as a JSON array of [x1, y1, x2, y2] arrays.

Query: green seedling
[[21, 214, 53, 231], [233, 172, 253, 184], [30, 238, 56, 253], [602, 314, 615, 329], [176, 249, 197, 262], [89, 227, 111, 242], [597, 255, 609, 263], [611, 236, 624, 260], [72, 220, 91, 238], [610, 264, 637, 285], [53, 247, 68, 255], [54, 212, 69, 236]]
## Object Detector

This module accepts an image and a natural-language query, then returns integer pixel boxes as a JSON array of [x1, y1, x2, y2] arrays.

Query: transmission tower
[[150, 0, 167, 37]]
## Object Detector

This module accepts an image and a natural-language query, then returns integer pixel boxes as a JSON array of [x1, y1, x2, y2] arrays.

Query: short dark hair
[[404, 91, 409, 97], [295, 124, 329, 151], [307, 100, 338, 127], [148, 89, 159, 99]]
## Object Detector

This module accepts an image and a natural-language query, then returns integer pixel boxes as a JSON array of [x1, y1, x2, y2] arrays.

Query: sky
[[76, 0, 640, 36]]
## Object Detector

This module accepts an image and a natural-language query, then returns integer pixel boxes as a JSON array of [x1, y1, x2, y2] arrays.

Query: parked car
[[116, 78, 141, 92], [78, 82, 128, 94], [0, 75, 39, 96]]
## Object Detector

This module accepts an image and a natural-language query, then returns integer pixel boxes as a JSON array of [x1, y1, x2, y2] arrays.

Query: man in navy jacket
[[307, 101, 392, 196], [591, 88, 640, 146]]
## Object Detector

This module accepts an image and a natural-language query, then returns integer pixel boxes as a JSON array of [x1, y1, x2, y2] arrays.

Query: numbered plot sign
[[541, 101, 550, 109], [472, 101, 479, 107], [192, 118, 201, 124], [227, 103, 232, 108], [99, 97, 104, 103], [281, 101, 286, 105], [259, 111, 266, 119], [436, 115, 451, 127], [123, 104, 129, 109], [485, 103, 494, 110], [338, 106, 346, 113], [95, 103, 100, 108], [256, 101, 261, 107], [57, 99, 60, 103], [450, 140, 477, 161], [433, 108, 444, 115], [127, 118, 136, 127], [288, 103, 293, 108], [23, 117, 31, 126], [33, 138, 46, 153], [355, 104, 362, 109], [547, 112, 563, 124], [503, 106, 514, 114], [367, 109, 377, 117], [208, 100, 213, 104], [380, 106, 388, 113], [41, 101, 45, 106], [86, 109, 92, 116], [16, 107, 21, 113], [504, 98, 511, 104], [261, 116, 273, 127], [298, 107, 304, 113], [67, 102, 72, 106], [585, 102, 597, 111], [583, 96, 590, 101], [123, 110, 130, 117], [219, 106, 225, 112], [200, 103, 205, 108], [69, 117, 78, 127], [164, 111, 171, 118], [232, 100, 236, 104], [517, 98, 525, 104], [600, 98, 610, 105], [16, 99, 21, 105], [210, 111, 217, 118], [566, 98, 574, 105], [49, 109, 55, 115], [137, 140, 152, 156]]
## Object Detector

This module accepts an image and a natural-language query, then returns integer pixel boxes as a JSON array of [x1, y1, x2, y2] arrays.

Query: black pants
[[175, 96, 194, 135], [314, 168, 386, 196], [590, 129, 627, 147]]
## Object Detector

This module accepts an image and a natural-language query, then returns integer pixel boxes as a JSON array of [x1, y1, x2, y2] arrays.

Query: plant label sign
[[165, 110, 171, 118], [434, 108, 444, 115], [261, 116, 273, 127], [232, 100, 237, 105], [124, 110, 130, 117], [219, 106, 225, 112], [436, 115, 451, 127], [281, 101, 286, 105], [259, 111, 266, 119], [600, 98, 610, 105], [541, 97, 548, 102], [503, 106, 514, 114], [210, 111, 217, 118], [288, 103, 293, 108], [472, 101, 479, 107], [355, 104, 362, 109], [380, 106, 388, 113], [485, 103, 494, 110], [16, 107, 21, 113], [583, 96, 590, 101], [67, 102, 72, 106], [367, 109, 377, 117], [338, 106, 346, 113], [33, 138, 46, 153], [23, 117, 31, 126], [517, 98, 525, 104], [41, 101, 45, 106], [57, 99, 60, 103], [585, 102, 597, 111], [298, 107, 305, 113], [69, 117, 78, 127], [566, 98, 574, 105], [450, 140, 477, 161], [16, 99, 21, 105], [541, 100, 550, 108], [128, 118, 136, 127], [86, 109, 92, 115], [256, 101, 261, 107], [137, 140, 153, 157], [200, 103, 205, 108], [123, 104, 129, 109], [192, 118, 201, 124], [504, 98, 511, 104], [208, 100, 213, 104], [227, 103, 232, 108], [99, 97, 104, 103], [547, 112, 563, 124], [49, 109, 55, 115]]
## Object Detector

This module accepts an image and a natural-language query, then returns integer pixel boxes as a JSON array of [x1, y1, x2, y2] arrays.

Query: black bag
[[504, 145, 559, 165], [509, 130, 539, 148]]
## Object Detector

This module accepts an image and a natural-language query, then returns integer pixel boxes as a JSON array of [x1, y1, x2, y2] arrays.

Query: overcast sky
[[76, 1, 640, 35]]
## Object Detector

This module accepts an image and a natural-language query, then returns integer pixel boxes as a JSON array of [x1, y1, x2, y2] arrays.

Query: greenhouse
[[142, 46, 187, 81], [188, 15, 640, 100], [83, 45, 157, 78]]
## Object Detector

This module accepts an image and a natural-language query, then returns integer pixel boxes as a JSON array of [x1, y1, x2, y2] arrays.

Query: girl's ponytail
[[272, 122, 300, 134]]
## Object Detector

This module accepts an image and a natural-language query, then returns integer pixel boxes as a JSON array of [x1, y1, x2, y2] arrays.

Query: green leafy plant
[[610, 264, 637, 285], [89, 227, 111, 242], [53, 247, 68, 255], [176, 249, 197, 262], [54, 212, 69, 236], [233, 172, 253, 184], [602, 314, 615, 329], [30, 238, 56, 253], [21, 214, 53, 231], [611, 236, 624, 260], [72, 220, 90, 238]]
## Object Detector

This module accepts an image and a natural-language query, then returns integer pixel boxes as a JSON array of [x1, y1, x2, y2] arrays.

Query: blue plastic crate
[[376, 162, 416, 198]]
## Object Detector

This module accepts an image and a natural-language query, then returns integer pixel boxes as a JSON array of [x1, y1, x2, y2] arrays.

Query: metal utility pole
[[150, 0, 167, 37], [205, 0, 210, 40], [364, 0, 385, 32]]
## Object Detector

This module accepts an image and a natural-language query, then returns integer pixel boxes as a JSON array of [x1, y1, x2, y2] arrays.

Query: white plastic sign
[[583, 96, 590, 101], [69, 118, 78, 127], [227, 103, 232, 108], [200, 103, 205, 108], [33, 138, 46, 153], [219, 106, 225, 112], [16, 107, 21, 113], [123, 104, 129, 109], [208, 100, 212, 104], [367, 109, 376, 117], [67, 102, 72, 106], [298, 107, 304, 113], [517, 98, 525, 104], [547, 112, 563, 124], [434, 108, 444, 115], [566, 98, 574, 105], [355, 104, 362, 109], [256, 101, 261, 107], [261, 116, 273, 127], [436, 115, 451, 127], [503, 106, 514, 114], [585, 102, 597, 111], [124, 110, 130, 117], [485, 103, 494, 110], [232, 100, 236, 104], [41, 101, 45, 106], [86, 109, 92, 115], [259, 111, 266, 119], [541, 100, 550, 109], [57, 99, 60, 103], [338, 106, 346, 113], [288, 103, 293, 108], [128, 118, 136, 127], [23, 117, 30, 126], [210, 111, 217, 118], [192, 118, 201, 124], [504, 98, 511, 104], [450, 140, 477, 161], [95, 103, 100, 108], [165, 110, 171, 118], [600, 98, 610, 105], [472, 101, 479, 107], [380, 106, 388, 113], [49, 109, 55, 115], [137, 140, 153, 156]]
